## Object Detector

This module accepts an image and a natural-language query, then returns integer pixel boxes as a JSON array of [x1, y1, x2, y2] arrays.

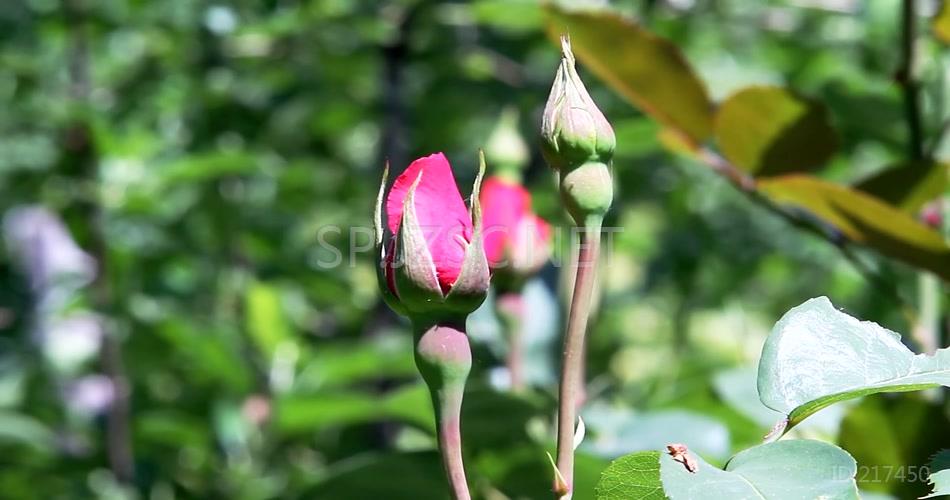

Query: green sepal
[[374, 163, 407, 316], [444, 151, 490, 315], [559, 160, 613, 227], [541, 36, 616, 172]]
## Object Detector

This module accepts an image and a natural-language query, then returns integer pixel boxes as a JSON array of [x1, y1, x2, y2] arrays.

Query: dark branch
[[897, 0, 925, 161], [63, 0, 135, 484]]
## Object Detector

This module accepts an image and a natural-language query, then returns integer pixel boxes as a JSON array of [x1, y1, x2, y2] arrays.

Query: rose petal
[[479, 177, 531, 266], [511, 214, 551, 272], [386, 153, 472, 292]]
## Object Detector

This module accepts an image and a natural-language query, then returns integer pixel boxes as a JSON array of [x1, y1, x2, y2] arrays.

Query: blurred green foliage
[[0, 0, 946, 499]]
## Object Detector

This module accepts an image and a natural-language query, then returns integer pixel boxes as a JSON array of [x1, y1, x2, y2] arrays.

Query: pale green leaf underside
[[924, 450, 950, 499], [757, 297, 950, 432], [660, 440, 858, 500], [923, 470, 950, 499]]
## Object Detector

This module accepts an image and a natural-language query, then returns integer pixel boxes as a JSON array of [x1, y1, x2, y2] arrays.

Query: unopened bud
[[486, 107, 530, 177], [375, 153, 490, 319], [541, 36, 615, 226], [541, 36, 615, 173]]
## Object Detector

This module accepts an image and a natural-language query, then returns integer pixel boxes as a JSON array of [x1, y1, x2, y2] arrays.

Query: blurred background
[[0, 0, 947, 498]]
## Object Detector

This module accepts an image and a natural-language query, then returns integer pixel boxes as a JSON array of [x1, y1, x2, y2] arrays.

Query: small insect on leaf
[[667, 443, 699, 473]]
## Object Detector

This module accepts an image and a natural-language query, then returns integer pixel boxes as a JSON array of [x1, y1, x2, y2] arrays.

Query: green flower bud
[[541, 36, 616, 172], [486, 107, 529, 179], [541, 36, 615, 226]]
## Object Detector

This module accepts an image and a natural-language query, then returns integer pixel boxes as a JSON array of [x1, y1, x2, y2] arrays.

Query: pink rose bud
[[480, 176, 552, 281], [374, 153, 490, 317], [920, 200, 944, 228]]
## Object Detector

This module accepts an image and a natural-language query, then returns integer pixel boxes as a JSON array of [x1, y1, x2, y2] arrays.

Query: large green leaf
[[312, 451, 447, 500], [660, 440, 858, 499], [544, 6, 713, 146], [714, 86, 837, 176], [274, 383, 434, 436], [596, 441, 859, 499], [853, 161, 949, 213], [758, 175, 950, 280], [757, 297, 950, 434], [273, 383, 547, 440], [596, 451, 666, 500], [294, 336, 415, 392]]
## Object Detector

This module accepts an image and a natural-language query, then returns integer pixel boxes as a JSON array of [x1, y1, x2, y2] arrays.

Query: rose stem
[[555, 217, 602, 499], [413, 318, 473, 500], [497, 292, 526, 391]]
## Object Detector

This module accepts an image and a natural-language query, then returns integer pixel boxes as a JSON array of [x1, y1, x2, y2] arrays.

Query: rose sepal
[[374, 162, 408, 316]]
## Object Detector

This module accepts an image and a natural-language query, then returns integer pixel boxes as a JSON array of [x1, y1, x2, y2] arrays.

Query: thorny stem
[[897, 0, 924, 161], [894, 0, 944, 355], [412, 318, 472, 500], [918, 272, 941, 353], [496, 292, 526, 391], [555, 217, 602, 499]]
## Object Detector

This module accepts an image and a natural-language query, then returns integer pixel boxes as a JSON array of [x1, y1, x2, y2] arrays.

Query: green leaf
[[275, 393, 380, 435], [480, 448, 607, 499], [470, 0, 542, 33], [757, 297, 950, 433], [595, 451, 666, 500], [295, 336, 415, 392], [460, 385, 550, 452], [924, 450, 950, 498], [273, 384, 435, 436], [931, 450, 950, 472], [158, 151, 260, 186], [757, 175, 950, 280], [0, 412, 56, 454], [934, 0, 950, 44], [838, 397, 950, 498], [157, 321, 253, 392], [245, 280, 293, 360], [660, 440, 859, 499], [273, 383, 544, 438], [924, 470, 950, 499], [544, 5, 713, 146], [137, 410, 210, 448], [854, 161, 949, 213], [714, 86, 837, 176], [312, 451, 447, 500]]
